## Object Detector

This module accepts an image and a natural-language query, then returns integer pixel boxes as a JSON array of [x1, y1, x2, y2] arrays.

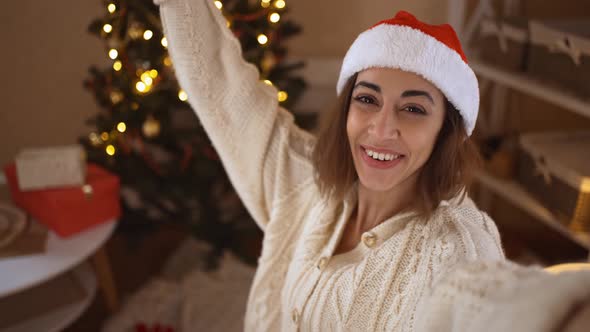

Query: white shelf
[[470, 59, 590, 120], [0, 262, 97, 332], [475, 171, 590, 251]]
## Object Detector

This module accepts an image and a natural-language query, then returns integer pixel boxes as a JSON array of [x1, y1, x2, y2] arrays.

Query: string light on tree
[[263, 79, 273, 86], [269, 13, 280, 23], [106, 144, 116, 156], [163, 56, 172, 66], [257, 34, 268, 45], [214, 1, 223, 9], [113, 60, 122, 71], [143, 30, 153, 40], [278, 90, 288, 102], [161, 37, 168, 48], [136, 81, 151, 93], [142, 116, 161, 138], [107, 3, 116, 14], [178, 89, 188, 101], [117, 122, 127, 133], [149, 69, 158, 78], [103, 24, 113, 33], [108, 49, 118, 59], [140, 71, 153, 86], [261, 0, 271, 8], [275, 0, 286, 9], [101, 132, 110, 141]]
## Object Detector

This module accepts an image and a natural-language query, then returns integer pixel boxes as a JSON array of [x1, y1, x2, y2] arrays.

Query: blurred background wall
[[1, 0, 589, 166]]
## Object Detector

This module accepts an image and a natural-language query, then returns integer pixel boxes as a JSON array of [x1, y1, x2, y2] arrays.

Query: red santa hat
[[337, 11, 479, 136]]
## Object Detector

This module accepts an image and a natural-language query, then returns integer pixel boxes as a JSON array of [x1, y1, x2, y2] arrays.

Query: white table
[[1, 262, 97, 332], [0, 220, 116, 298], [0, 203, 117, 331]]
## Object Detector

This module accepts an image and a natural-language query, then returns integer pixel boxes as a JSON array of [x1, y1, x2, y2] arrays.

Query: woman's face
[[346, 67, 446, 194]]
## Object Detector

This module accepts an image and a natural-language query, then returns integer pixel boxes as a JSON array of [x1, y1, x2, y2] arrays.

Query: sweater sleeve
[[414, 260, 590, 332], [155, 0, 315, 231]]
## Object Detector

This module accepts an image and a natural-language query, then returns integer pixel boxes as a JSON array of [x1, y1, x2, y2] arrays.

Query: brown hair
[[311, 73, 481, 218]]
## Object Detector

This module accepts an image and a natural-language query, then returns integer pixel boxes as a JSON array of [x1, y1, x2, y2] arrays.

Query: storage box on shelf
[[517, 131, 590, 232], [528, 19, 590, 99], [470, 14, 590, 260], [477, 16, 529, 71]]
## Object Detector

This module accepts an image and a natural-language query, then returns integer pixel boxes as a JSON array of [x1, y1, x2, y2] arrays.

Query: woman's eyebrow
[[401, 90, 435, 105], [354, 81, 381, 93]]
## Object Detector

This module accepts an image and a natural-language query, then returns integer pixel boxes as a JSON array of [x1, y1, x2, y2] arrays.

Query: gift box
[[15, 144, 86, 191], [477, 16, 529, 71], [3, 163, 121, 237]]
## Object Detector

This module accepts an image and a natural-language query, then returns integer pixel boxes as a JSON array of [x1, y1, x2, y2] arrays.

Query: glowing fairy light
[[178, 89, 188, 101], [103, 24, 113, 33], [257, 34, 268, 45], [143, 30, 153, 40], [108, 49, 118, 59]]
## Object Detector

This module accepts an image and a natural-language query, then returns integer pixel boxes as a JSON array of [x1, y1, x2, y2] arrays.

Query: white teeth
[[364, 149, 402, 161]]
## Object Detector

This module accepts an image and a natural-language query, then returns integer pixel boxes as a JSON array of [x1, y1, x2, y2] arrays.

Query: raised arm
[[155, 0, 315, 230]]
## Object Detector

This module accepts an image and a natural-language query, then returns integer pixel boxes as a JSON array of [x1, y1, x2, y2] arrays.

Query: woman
[[154, 0, 590, 331]]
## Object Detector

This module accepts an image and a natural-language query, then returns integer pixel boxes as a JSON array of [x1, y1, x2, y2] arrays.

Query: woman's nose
[[369, 107, 400, 139]]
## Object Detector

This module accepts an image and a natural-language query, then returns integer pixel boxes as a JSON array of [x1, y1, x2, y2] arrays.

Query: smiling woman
[[154, 0, 590, 331], [314, 68, 481, 219]]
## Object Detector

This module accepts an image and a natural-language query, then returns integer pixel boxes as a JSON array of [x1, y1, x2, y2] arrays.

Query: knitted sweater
[[155, 1, 589, 331]]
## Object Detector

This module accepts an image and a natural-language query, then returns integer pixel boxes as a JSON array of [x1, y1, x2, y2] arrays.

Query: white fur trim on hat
[[337, 24, 480, 136]]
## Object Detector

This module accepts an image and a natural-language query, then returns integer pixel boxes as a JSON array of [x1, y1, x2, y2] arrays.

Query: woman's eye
[[354, 95, 376, 105], [404, 106, 426, 115]]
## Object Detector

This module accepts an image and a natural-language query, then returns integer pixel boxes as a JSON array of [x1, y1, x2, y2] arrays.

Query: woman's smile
[[359, 145, 405, 169]]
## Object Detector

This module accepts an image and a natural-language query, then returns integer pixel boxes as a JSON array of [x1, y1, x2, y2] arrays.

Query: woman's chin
[[358, 175, 399, 193]]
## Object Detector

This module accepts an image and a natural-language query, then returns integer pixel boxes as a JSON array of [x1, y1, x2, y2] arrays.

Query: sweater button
[[317, 256, 329, 270], [292, 308, 300, 324], [362, 231, 377, 248]]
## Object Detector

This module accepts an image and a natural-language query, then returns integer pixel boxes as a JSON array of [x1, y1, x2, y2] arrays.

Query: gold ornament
[[261, 52, 276, 73], [110, 90, 124, 104], [128, 23, 144, 40], [142, 116, 161, 138], [89, 132, 102, 147]]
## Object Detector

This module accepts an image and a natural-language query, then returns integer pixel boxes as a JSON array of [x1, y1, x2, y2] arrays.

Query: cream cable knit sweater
[[156, 0, 590, 331]]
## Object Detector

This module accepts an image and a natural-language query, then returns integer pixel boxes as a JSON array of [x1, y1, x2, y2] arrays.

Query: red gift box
[[3, 163, 121, 237]]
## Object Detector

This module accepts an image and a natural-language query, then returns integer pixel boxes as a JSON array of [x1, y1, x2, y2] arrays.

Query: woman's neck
[[352, 177, 418, 234]]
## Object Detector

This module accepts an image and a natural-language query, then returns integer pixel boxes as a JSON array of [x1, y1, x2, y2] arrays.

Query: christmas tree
[[81, 0, 306, 265]]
